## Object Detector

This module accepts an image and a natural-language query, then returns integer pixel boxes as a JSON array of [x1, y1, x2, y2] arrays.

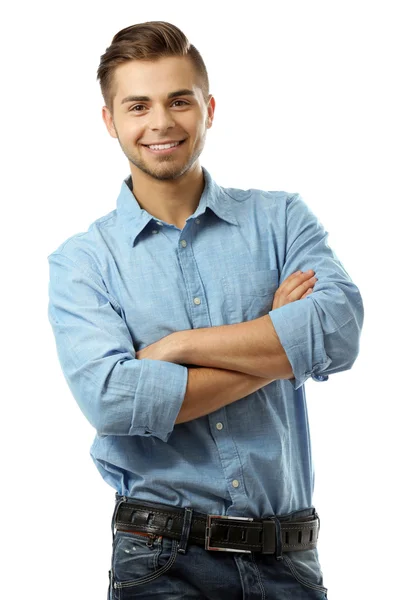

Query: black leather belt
[[113, 497, 320, 555]]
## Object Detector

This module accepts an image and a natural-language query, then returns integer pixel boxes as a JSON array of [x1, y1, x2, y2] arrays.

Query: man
[[47, 20, 364, 599]]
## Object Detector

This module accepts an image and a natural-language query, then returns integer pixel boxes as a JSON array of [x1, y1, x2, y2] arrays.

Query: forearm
[[177, 315, 294, 380], [175, 366, 273, 424]]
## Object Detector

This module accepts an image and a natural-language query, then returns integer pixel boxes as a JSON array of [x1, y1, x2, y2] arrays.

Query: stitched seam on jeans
[[234, 554, 247, 597], [115, 540, 178, 589], [283, 555, 327, 593], [250, 553, 266, 600]]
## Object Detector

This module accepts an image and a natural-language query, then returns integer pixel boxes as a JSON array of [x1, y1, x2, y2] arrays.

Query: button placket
[[180, 237, 203, 310], [208, 412, 247, 509]]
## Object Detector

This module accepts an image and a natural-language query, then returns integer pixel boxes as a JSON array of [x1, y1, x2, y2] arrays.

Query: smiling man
[[47, 21, 364, 599], [102, 55, 214, 231]]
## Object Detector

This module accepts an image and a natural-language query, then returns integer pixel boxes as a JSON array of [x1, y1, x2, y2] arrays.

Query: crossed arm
[[135, 270, 325, 423], [136, 270, 317, 377], [136, 315, 294, 424], [136, 314, 293, 380]]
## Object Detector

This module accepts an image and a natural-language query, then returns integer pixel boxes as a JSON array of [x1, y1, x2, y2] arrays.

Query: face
[[102, 56, 215, 181]]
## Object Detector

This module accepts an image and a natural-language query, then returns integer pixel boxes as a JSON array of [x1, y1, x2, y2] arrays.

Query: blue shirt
[[47, 166, 364, 517]]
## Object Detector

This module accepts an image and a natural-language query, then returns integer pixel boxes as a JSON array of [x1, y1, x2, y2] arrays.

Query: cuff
[[269, 301, 331, 390], [130, 359, 188, 441]]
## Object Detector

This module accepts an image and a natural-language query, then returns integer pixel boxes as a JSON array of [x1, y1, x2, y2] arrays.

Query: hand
[[135, 332, 180, 362], [271, 270, 318, 310]]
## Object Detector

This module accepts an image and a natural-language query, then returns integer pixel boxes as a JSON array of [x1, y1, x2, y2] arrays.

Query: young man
[[47, 21, 364, 599]]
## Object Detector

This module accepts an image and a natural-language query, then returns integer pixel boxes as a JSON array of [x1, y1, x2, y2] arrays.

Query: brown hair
[[96, 21, 210, 113]]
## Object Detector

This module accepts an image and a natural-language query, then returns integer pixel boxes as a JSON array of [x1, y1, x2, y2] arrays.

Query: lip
[[142, 139, 186, 155]]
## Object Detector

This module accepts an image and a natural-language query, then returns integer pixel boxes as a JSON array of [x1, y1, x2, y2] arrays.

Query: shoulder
[[47, 208, 118, 276], [220, 183, 298, 206]]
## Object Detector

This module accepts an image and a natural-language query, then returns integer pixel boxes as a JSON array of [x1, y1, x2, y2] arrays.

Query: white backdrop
[[1, 1, 402, 598]]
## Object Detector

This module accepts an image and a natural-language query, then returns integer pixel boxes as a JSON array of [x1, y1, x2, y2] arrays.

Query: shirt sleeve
[[268, 193, 365, 390], [47, 252, 188, 441]]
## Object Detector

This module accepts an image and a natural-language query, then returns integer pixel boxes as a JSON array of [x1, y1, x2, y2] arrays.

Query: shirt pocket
[[220, 268, 279, 322]]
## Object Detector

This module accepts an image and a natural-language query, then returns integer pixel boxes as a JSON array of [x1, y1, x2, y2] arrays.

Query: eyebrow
[[121, 89, 196, 105]]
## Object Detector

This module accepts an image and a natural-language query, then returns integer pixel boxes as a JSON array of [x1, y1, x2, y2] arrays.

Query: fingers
[[275, 270, 318, 304], [281, 270, 316, 295], [272, 269, 317, 310], [291, 278, 317, 301]]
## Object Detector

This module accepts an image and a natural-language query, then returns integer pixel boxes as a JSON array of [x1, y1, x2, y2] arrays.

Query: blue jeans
[[108, 500, 328, 599]]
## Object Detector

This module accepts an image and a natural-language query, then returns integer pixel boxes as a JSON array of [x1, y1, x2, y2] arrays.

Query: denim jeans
[[108, 499, 328, 600]]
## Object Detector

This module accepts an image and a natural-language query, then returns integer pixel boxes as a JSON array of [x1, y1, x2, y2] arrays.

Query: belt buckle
[[205, 515, 253, 553]]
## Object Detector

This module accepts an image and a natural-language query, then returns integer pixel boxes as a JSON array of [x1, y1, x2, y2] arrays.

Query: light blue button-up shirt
[[47, 167, 364, 517]]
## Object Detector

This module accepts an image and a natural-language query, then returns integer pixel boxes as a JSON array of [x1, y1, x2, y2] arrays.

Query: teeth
[[148, 141, 181, 150]]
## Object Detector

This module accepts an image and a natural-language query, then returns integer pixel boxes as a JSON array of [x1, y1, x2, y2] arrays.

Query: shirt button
[[232, 480, 240, 488], [216, 422, 223, 430], [152, 230, 159, 234], [181, 240, 187, 247], [156, 221, 163, 226], [195, 218, 200, 224], [193, 297, 201, 305]]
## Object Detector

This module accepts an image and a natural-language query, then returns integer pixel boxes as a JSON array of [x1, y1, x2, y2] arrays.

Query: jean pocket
[[111, 531, 178, 596], [283, 548, 328, 595]]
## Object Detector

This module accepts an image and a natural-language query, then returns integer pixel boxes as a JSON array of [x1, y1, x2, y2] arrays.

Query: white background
[[1, 1, 402, 598]]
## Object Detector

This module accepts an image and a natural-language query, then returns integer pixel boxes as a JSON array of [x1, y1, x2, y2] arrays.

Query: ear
[[102, 106, 118, 139], [206, 95, 216, 129]]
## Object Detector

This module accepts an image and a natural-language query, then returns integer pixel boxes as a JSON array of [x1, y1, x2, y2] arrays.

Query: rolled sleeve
[[269, 300, 332, 390], [47, 252, 188, 441], [131, 358, 188, 441], [269, 193, 364, 390]]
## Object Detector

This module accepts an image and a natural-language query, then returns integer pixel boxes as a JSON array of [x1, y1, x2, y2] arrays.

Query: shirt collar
[[116, 166, 239, 246]]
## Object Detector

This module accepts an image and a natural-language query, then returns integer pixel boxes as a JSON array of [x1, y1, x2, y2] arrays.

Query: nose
[[149, 105, 175, 132]]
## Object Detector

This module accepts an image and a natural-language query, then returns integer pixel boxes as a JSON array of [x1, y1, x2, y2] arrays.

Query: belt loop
[[271, 516, 283, 561], [314, 510, 320, 536], [178, 507, 193, 555], [111, 495, 127, 541]]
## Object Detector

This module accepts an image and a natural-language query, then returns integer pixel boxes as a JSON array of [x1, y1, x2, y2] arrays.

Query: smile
[[142, 139, 186, 154]]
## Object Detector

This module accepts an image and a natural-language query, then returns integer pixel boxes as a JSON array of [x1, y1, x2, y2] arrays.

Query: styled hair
[[96, 21, 210, 113]]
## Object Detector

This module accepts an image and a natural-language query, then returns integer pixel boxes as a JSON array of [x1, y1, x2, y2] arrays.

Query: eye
[[129, 100, 189, 112]]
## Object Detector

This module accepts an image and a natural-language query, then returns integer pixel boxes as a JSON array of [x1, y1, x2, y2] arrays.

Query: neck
[[130, 163, 205, 229]]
